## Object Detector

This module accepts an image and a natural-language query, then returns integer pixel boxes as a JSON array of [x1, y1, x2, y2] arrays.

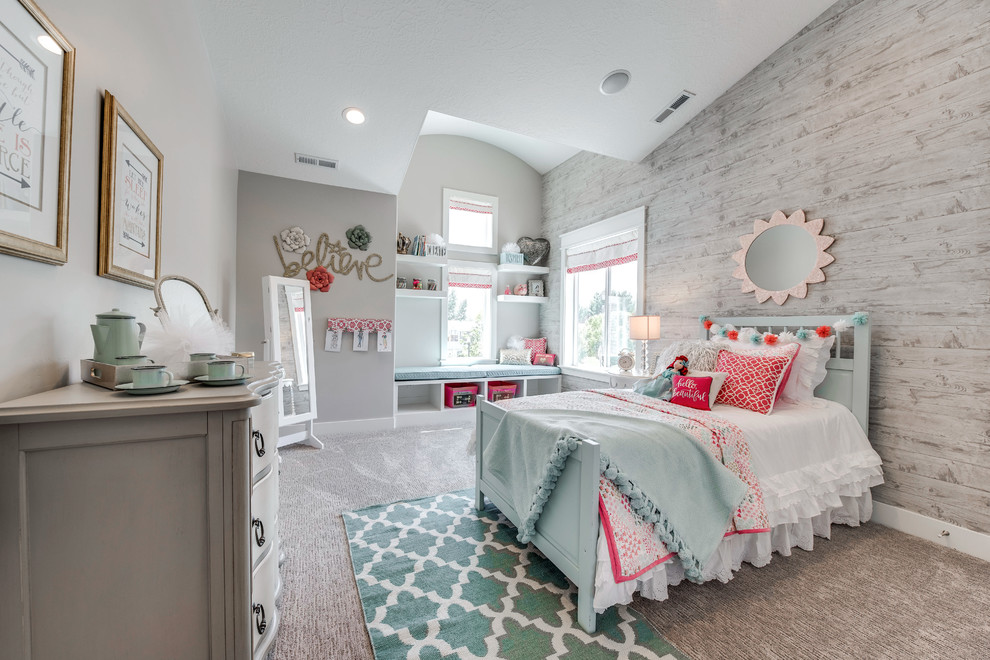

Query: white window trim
[[441, 260, 497, 365], [558, 206, 646, 375], [442, 188, 498, 255]]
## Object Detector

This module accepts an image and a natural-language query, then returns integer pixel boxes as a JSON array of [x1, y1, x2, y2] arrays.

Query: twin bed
[[474, 313, 883, 632]]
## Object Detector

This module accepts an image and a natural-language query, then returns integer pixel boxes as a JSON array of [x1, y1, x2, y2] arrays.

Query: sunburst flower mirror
[[731, 209, 834, 305]]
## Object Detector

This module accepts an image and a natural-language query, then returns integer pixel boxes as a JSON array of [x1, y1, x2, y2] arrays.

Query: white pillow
[[710, 335, 834, 404], [498, 348, 532, 365], [687, 370, 728, 401], [653, 340, 721, 374], [780, 335, 835, 403]]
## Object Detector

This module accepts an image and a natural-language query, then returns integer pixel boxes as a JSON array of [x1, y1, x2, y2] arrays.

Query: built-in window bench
[[394, 365, 562, 427]]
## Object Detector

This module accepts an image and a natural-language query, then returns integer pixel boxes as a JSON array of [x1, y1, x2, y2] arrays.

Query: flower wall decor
[[731, 209, 835, 305], [346, 225, 372, 251], [306, 265, 334, 292], [280, 226, 311, 253]]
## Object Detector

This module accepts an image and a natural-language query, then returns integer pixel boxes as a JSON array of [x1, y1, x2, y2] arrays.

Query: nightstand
[[606, 367, 650, 389]]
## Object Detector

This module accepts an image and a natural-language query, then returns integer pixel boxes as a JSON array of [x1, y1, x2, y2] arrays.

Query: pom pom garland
[[816, 325, 833, 338], [727, 330, 739, 340], [699, 315, 710, 324], [763, 333, 779, 345], [717, 327, 729, 337], [832, 319, 851, 333], [703, 319, 713, 330], [750, 333, 764, 344], [795, 328, 812, 340], [852, 312, 869, 326]]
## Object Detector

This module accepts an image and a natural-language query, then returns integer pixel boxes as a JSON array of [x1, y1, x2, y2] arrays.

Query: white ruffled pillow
[[780, 335, 834, 403]]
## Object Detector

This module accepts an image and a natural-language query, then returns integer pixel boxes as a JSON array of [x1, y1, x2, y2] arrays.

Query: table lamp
[[628, 315, 661, 374]]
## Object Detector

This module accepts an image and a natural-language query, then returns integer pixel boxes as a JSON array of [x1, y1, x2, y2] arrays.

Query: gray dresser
[[0, 363, 283, 660]]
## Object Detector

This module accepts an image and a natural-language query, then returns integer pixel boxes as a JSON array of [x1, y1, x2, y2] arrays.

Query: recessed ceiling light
[[600, 70, 630, 95], [343, 107, 365, 125], [37, 34, 61, 55]]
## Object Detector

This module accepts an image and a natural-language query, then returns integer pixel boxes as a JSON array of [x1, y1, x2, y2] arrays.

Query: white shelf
[[497, 263, 549, 274], [497, 295, 548, 304], [396, 289, 445, 299], [396, 253, 448, 268]]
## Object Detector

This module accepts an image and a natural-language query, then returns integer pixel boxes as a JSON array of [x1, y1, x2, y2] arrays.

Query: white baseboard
[[871, 502, 990, 562], [313, 417, 395, 437]]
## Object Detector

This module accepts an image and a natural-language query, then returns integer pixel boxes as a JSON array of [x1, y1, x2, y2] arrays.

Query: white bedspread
[[593, 397, 883, 612]]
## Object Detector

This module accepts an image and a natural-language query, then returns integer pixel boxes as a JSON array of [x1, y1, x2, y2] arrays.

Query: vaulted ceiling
[[192, 0, 836, 194]]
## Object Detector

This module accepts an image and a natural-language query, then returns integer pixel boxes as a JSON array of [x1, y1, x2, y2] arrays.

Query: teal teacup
[[207, 360, 245, 381], [130, 365, 174, 388]]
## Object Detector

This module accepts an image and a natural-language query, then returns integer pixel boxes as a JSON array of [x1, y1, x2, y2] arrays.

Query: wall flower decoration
[[281, 226, 311, 253], [346, 225, 372, 251], [306, 265, 334, 292]]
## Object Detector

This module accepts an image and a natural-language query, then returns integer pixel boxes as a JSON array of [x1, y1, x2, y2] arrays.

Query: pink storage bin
[[444, 383, 479, 408], [487, 381, 518, 402]]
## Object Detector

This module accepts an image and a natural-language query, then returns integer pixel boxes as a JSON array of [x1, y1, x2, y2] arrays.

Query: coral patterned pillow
[[715, 345, 799, 414], [523, 337, 547, 364], [712, 341, 801, 404]]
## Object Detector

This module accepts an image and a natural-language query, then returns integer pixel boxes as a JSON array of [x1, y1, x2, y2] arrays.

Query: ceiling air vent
[[653, 90, 695, 123], [294, 153, 338, 169]]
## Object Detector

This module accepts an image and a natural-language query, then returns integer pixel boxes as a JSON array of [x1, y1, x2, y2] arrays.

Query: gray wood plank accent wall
[[539, 0, 990, 534]]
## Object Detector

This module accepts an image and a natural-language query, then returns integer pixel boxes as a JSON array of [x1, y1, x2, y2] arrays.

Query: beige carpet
[[270, 424, 990, 660]]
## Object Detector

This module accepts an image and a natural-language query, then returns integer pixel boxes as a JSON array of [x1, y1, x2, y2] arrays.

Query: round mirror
[[731, 209, 835, 305], [744, 225, 818, 291]]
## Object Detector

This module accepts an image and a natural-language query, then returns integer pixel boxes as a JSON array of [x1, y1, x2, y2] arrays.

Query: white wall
[[0, 0, 237, 403], [395, 135, 544, 366], [235, 171, 397, 424]]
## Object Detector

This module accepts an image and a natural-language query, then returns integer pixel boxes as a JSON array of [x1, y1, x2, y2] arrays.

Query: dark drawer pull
[[253, 518, 266, 547], [253, 430, 266, 457], [253, 603, 267, 635]]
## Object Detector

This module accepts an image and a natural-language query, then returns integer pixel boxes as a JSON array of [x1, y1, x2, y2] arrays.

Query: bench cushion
[[395, 365, 562, 381]]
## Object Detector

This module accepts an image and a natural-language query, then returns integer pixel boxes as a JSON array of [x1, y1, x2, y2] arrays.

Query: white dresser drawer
[[252, 543, 279, 654], [251, 390, 278, 480], [251, 466, 279, 568]]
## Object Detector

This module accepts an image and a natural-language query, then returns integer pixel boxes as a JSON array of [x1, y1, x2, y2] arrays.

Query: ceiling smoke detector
[[600, 69, 631, 95], [653, 90, 695, 123], [294, 153, 338, 169]]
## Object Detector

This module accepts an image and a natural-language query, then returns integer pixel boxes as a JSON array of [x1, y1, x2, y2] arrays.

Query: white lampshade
[[629, 315, 661, 340]]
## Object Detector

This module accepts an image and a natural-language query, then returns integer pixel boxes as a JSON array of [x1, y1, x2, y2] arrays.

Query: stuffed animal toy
[[633, 355, 689, 400]]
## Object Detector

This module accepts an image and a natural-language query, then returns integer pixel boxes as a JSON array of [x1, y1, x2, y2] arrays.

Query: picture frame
[[353, 327, 368, 351], [527, 278, 545, 297], [377, 329, 392, 353], [98, 91, 163, 288], [0, 0, 75, 265], [325, 327, 342, 352]]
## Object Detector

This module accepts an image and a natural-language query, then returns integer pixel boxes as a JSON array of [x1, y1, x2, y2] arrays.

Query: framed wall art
[[0, 0, 75, 265], [98, 90, 163, 288]]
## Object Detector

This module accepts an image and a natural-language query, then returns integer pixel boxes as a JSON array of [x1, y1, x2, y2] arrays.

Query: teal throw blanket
[[483, 409, 748, 581]]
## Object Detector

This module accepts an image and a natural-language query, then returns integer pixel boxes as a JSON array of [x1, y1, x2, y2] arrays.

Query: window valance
[[565, 229, 638, 274]]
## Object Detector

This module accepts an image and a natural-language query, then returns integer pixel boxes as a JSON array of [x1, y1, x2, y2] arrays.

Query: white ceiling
[[192, 0, 836, 195]]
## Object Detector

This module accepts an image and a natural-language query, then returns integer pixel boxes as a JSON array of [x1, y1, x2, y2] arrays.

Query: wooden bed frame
[[475, 313, 870, 632]]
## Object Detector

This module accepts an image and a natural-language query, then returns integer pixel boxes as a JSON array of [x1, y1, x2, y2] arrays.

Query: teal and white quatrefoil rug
[[343, 490, 689, 659]]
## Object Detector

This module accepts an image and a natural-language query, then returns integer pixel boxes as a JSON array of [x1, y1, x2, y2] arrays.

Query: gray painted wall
[[236, 171, 397, 423], [540, 0, 990, 533], [396, 135, 544, 366], [0, 0, 237, 403]]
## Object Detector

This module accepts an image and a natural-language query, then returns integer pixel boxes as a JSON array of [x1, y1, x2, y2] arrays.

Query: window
[[443, 188, 497, 254], [559, 207, 645, 374], [445, 264, 495, 362]]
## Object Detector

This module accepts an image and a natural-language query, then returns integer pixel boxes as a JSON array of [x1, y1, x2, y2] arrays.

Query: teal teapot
[[91, 308, 147, 364]]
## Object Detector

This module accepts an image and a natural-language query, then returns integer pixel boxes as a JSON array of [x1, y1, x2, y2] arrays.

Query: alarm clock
[[617, 349, 635, 372]]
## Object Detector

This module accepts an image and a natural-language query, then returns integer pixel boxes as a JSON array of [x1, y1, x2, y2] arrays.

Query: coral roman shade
[[565, 228, 638, 274]]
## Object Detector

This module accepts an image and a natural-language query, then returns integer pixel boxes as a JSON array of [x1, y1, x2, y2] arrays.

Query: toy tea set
[[81, 308, 251, 395]]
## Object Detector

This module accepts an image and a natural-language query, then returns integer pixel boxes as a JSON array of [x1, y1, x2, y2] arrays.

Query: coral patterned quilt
[[499, 390, 770, 582]]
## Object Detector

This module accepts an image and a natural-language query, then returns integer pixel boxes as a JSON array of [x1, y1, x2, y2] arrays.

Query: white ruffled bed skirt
[[593, 469, 884, 612]]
